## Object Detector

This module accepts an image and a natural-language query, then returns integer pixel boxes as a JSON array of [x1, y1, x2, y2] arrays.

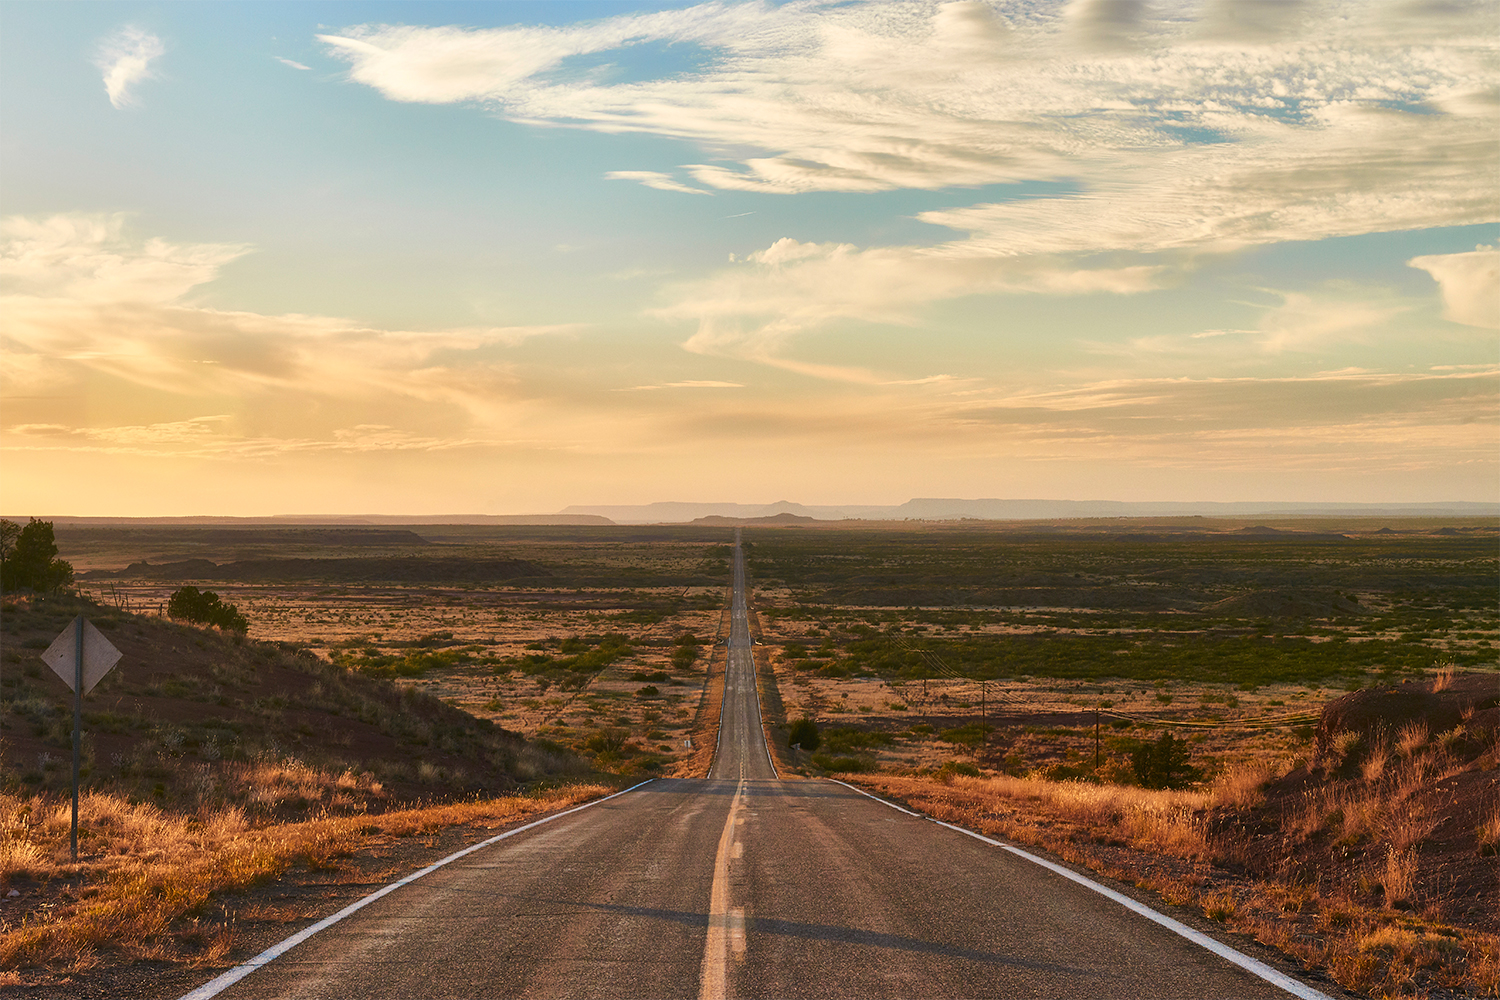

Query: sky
[[1, 0, 1496, 516]]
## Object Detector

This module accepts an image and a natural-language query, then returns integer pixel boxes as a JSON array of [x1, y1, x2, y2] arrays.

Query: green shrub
[[1130, 732, 1202, 789], [811, 753, 874, 773], [787, 716, 820, 751], [166, 586, 248, 632], [938, 722, 993, 749], [821, 726, 892, 753]]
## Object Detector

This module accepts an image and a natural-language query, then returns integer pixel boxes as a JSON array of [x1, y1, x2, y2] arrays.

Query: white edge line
[[827, 779, 1337, 1000], [748, 641, 778, 780], [177, 779, 657, 1000]]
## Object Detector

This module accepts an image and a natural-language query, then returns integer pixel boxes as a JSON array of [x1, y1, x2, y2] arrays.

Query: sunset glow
[[3, 1, 1496, 515]]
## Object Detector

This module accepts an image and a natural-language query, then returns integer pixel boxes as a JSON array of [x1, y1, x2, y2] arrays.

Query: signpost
[[40, 616, 122, 861]]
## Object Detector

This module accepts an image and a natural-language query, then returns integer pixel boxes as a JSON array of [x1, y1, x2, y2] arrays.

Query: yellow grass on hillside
[[0, 783, 612, 979], [853, 770, 1498, 999]]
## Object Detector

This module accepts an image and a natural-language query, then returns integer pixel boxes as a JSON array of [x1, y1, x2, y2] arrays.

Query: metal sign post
[[72, 617, 82, 861], [41, 615, 122, 862]]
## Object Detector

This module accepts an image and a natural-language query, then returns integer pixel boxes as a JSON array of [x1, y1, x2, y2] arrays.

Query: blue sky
[[2, 0, 1496, 515]]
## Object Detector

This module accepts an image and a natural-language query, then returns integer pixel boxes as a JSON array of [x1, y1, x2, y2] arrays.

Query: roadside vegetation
[[0, 590, 604, 986], [0, 783, 611, 983], [854, 678, 1498, 1000], [741, 522, 1496, 999], [14, 518, 1495, 997]]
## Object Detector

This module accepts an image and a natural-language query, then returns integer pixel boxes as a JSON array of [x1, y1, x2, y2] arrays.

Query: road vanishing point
[[184, 535, 1338, 1000]]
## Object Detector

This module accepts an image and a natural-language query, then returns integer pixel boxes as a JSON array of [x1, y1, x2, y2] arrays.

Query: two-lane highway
[[709, 528, 777, 783], [185, 537, 1335, 1000]]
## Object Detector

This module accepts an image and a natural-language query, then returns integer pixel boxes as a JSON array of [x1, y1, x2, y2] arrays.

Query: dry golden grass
[[0, 783, 612, 974], [1479, 803, 1500, 856], [671, 641, 726, 779], [852, 766, 1499, 1000]]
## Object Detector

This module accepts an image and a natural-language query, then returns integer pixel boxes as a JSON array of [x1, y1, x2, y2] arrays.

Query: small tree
[[1130, 731, 1202, 789], [788, 717, 820, 752], [167, 585, 248, 632], [0, 518, 74, 593]]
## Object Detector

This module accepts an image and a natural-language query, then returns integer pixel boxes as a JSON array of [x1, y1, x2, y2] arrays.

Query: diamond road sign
[[41, 617, 122, 696]]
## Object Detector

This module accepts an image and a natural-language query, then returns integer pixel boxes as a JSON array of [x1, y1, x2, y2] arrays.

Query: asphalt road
[[188, 539, 1335, 1000]]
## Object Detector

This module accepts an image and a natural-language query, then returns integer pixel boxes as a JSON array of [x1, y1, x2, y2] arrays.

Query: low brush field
[[740, 520, 1498, 999], [11, 517, 1498, 998]]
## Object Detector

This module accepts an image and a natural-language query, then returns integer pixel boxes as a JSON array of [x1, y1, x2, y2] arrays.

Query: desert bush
[[1395, 721, 1428, 757], [938, 722, 993, 750], [821, 727, 891, 754], [1130, 732, 1203, 789], [787, 717, 820, 752], [1383, 846, 1418, 908], [1477, 803, 1500, 856], [811, 753, 875, 773], [167, 587, 248, 632]]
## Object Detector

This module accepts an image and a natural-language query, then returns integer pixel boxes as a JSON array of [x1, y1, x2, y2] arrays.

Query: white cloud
[[605, 170, 711, 194], [1253, 288, 1412, 354], [275, 57, 312, 71], [656, 236, 1169, 377], [95, 27, 164, 109], [316, 4, 781, 104], [0, 214, 247, 304], [0, 215, 577, 435], [321, 1, 1498, 252], [1408, 247, 1500, 329]]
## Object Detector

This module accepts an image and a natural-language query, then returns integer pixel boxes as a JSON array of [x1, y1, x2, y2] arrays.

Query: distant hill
[[79, 555, 551, 584], [37, 514, 615, 526], [559, 498, 1500, 524], [690, 513, 818, 526]]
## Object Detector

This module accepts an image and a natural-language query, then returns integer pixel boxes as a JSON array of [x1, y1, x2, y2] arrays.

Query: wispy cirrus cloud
[[321, 1, 1498, 249], [605, 170, 711, 195], [319, 0, 1498, 384], [621, 379, 745, 391], [95, 26, 164, 109], [5, 418, 494, 460], [654, 236, 1169, 376]]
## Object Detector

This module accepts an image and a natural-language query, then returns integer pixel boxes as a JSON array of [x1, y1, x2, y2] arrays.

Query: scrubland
[[8, 518, 1496, 997], [854, 711, 1497, 1000]]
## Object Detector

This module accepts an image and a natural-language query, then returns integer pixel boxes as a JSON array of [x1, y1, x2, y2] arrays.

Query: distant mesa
[[558, 498, 1499, 525], [80, 556, 551, 583], [690, 513, 817, 526]]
